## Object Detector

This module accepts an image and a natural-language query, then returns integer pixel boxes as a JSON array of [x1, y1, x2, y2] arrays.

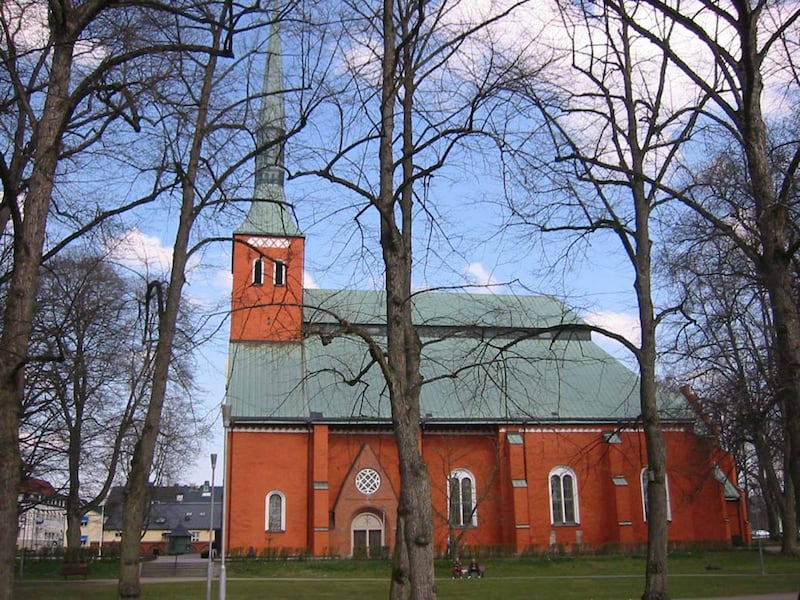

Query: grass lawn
[[13, 550, 800, 599]]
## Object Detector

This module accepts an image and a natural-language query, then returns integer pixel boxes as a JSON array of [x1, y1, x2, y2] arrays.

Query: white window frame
[[549, 466, 580, 525], [448, 468, 477, 528], [640, 467, 672, 522], [265, 490, 286, 532]]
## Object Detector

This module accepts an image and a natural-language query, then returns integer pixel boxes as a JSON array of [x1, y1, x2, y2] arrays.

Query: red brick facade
[[224, 423, 746, 556]]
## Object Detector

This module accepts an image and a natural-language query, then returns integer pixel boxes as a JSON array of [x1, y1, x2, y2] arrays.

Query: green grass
[[13, 550, 800, 599]]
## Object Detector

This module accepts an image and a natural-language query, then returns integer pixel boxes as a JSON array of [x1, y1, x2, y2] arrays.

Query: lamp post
[[219, 403, 231, 600], [206, 453, 217, 600], [98, 501, 106, 558]]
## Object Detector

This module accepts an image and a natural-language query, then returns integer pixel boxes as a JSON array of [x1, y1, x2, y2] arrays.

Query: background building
[[103, 484, 223, 556], [17, 477, 66, 551]]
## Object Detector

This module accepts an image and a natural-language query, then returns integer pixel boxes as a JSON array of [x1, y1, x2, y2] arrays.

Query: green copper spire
[[236, 3, 301, 237]]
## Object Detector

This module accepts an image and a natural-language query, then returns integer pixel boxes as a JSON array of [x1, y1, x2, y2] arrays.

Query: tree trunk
[[118, 215, 190, 600], [0, 36, 76, 599], [624, 20, 670, 592], [735, 2, 800, 555], [781, 470, 797, 554], [390, 514, 410, 600], [378, 2, 436, 598], [118, 18, 221, 596], [636, 230, 670, 600]]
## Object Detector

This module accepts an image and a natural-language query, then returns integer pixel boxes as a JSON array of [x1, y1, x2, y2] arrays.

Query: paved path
[[686, 595, 798, 600]]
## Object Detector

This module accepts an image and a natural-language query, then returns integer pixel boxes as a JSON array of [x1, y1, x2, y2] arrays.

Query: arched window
[[448, 469, 477, 527], [274, 260, 286, 286], [640, 467, 672, 522], [265, 490, 285, 532], [252, 258, 264, 285], [549, 466, 579, 525]]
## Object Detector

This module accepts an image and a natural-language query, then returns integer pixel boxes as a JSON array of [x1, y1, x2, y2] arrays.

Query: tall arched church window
[[265, 490, 285, 532], [549, 466, 580, 525], [253, 258, 264, 285], [274, 260, 286, 286], [641, 467, 672, 522], [448, 469, 477, 527]]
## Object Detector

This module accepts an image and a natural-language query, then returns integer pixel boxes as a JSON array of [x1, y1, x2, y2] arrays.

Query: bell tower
[[231, 10, 304, 343]]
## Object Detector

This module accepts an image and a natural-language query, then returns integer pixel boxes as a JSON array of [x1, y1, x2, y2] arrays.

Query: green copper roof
[[225, 289, 690, 423], [235, 4, 301, 238], [302, 289, 583, 329]]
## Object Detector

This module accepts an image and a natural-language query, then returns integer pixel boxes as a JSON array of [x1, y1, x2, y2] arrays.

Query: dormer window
[[274, 260, 286, 286], [253, 258, 264, 285]]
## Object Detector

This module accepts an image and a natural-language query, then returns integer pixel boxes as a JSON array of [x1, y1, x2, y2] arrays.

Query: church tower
[[230, 11, 304, 343]]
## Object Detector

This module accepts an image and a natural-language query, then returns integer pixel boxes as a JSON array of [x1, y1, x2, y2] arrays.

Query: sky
[[10, 0, 796, 487], [112, 2, 677, 485], [174, 0, 797, 486]]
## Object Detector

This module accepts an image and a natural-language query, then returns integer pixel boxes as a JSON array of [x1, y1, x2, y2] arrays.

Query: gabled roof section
[[303, 289, 584, 330], [714, 466, 741, 500], [226, 289, 690, 424]]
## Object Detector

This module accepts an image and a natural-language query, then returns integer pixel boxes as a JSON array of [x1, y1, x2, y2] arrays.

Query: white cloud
[[216, 269, 233, 291], [303, 270, 319, 289], [464, 262, 501, 293], [584, 310, 641, 347], [106, 228, 176, 276], [3, 1, 107, 66]]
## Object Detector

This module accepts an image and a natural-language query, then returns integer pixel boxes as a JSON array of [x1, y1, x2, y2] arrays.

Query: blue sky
[[30, 0, 794, 486]]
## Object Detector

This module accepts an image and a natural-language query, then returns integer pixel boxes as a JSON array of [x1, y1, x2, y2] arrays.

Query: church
[[221, 16, 748, 559]]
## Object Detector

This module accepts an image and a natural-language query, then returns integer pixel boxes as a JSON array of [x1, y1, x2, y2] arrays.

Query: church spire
[[236, 3, 301, 237]]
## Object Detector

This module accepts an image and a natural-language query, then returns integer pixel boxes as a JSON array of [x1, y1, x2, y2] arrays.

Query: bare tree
[[0, 2, 234, 594], [23, 249, 206, 556], [110, 2, 318, 596], [615, 0, 800, 555], [503, 2, 714, 596], [25, 251, 140, 553], [287, 2, 530, 597], [661, 146, 798, 551]]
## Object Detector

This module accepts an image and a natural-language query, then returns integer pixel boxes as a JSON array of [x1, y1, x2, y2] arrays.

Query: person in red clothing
[[451, 557, 463, 579]]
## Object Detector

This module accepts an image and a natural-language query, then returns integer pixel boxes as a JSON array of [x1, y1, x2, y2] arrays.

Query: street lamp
[[220, 403, 231, 600], [206, 453, 217, 600], [98, 501, 106, 559]]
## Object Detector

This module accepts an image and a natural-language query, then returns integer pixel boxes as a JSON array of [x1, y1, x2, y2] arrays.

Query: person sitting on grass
[[451, 557, 463, 579], [467, 557, 481, 579]]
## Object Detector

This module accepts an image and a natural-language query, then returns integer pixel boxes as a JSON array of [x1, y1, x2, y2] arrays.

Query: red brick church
[[221, 16, 748, 559]]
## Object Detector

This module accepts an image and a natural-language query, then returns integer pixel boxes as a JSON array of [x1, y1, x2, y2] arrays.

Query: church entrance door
[[351, 512, 383, 558]]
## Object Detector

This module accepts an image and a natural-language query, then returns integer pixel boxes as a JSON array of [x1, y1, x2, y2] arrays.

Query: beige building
[[17, 477, 66, 550], [102, 484, 223, 556]]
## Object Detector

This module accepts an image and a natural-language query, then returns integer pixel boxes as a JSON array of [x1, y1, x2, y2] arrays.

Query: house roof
[[104, 485, 223, 531], [20, 477, 57, 497], [226, 289, 691, 424]]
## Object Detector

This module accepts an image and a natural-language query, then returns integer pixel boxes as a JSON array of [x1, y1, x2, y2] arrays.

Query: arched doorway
[[351, 512, 384, 558]]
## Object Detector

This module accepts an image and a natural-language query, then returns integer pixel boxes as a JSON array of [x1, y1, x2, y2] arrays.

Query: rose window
[[355, 468, 381, 495]]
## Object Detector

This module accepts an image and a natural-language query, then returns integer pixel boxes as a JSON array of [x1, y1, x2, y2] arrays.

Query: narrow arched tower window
[[253, 258, 264, 285], [274, 260, 286, 286]]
